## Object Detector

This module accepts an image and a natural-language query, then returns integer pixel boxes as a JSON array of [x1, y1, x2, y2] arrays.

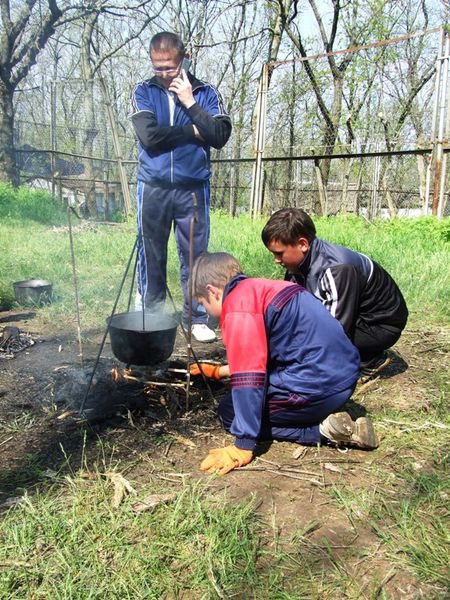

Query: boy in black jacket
[[262, 208, 408, 380]]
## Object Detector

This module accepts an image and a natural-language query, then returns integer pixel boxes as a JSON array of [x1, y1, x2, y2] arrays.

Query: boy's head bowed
[[261, 208, 316, 246], [191, 252, 243, 299]]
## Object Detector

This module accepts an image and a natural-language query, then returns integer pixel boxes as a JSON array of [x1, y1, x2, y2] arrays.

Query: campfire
[[109, 363, 187, 386], [0, 326, 35, 359], [53, 358, 200, 423]]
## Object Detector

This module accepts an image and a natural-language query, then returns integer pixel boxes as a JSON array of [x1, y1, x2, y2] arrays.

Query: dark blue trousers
[[218, 385, 355, 445], [136, 180, 210, 324]]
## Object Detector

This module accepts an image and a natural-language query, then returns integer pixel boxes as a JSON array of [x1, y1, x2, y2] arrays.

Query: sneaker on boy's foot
[[191, 323, 216, 343], [319, 412, 379, 450], [359, 351, 392, 383]]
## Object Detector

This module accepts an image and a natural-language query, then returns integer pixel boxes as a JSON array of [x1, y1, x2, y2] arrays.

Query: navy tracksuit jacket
[[285, 238, 408, 362]]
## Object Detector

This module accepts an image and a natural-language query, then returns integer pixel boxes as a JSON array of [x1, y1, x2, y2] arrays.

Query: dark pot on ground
[[13, 279, 53, 306], [108, 311, 178, 366]]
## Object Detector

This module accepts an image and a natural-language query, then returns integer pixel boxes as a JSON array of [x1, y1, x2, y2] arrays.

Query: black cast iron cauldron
[[108, 311, 178, 366]]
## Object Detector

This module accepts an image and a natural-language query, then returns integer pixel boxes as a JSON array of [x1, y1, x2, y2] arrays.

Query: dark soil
[[0, 308, 448, 599]]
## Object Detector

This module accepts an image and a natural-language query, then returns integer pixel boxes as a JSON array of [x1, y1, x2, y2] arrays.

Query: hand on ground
[[200, 445, 253, 475]]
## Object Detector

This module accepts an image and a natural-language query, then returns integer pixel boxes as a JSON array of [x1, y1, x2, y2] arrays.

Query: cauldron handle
[[185, 192, 198, 409]]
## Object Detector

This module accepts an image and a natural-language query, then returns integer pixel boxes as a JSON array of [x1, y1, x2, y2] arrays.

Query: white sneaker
[[191, 323, 216, 343], [135, 291, 143, 311]]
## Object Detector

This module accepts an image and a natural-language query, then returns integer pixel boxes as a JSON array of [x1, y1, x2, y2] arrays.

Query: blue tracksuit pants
[[136, 180, 210, 324], [218, 385, 355, 445]]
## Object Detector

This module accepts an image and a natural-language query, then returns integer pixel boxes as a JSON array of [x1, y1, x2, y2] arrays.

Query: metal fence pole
[[437, 31, 450, 218], [424, 28, 445, 214], [432, 30, 449, 215], [250, 63, 269, 219], [50, 80, 57, 199]]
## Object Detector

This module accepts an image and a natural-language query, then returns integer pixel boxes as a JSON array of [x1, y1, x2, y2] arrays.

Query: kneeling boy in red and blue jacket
[[190, 252, 379, 475]]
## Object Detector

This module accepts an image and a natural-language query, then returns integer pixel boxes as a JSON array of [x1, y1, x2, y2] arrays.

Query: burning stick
[[143, 381, 186, 388], [110, 367, 122, 382]]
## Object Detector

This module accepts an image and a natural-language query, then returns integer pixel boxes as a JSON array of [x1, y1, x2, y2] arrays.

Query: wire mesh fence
[[13, 72, 449, 219], [211, 153, 445, 217], [15, 146, 449, 219]]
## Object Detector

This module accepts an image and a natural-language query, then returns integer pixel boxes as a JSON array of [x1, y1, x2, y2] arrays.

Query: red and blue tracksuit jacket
[[220, 276, 360, 450]]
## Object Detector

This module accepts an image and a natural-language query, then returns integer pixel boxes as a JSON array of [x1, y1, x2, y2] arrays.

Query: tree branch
[[284, 22, 333, 128], [11, 1, 62, 86]]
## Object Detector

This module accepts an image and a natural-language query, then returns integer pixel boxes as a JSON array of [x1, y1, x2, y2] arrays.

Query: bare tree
[[0, 0, 67, 183], [217, 2, 264, 215], [375, 1, 436, 216], [282, 0, 391, 214], [67, 3, 165, 216], [0, 0, 164, 185]]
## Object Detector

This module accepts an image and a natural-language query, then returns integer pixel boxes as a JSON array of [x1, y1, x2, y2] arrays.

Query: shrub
[[0, 182, 66, 224]]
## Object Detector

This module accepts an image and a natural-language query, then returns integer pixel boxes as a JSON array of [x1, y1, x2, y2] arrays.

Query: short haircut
[[191, 252, 243, 299], [150, 32, 185, 57], [261, 208, 317, 246]]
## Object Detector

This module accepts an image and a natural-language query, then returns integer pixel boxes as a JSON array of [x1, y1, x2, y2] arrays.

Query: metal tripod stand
[[79, 192, 215, 415]]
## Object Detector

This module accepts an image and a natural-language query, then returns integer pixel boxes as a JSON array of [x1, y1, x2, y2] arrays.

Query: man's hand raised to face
[[168, 69, 195, 109]]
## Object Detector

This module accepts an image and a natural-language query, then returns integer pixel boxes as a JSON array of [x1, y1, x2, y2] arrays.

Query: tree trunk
[[80, 14, 99, 218], [0, 81, 17, 185], [229, 104, 243, 217], [316, 74, 344, 211], [341, 157, 354, 214], [355, 165, 363, 215], [415, 134, 428, 211], [82, 78, 98, 218], [380, 158, 397, 217], [416, 153, 427, 208], [286, 60, 296, 207], [314, 158, 327, 216]]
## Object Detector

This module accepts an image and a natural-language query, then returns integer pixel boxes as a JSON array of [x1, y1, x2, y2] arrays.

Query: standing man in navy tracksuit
[[130, 31, 232, 342]]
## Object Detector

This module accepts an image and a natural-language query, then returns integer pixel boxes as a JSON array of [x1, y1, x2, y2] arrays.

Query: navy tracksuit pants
[[218, 384, 355, 445], [136, 180, 210, 324]]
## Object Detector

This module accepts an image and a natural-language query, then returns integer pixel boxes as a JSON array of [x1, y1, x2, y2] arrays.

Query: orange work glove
[[189, 362, 221, 380], [200, 445, 253, 475]]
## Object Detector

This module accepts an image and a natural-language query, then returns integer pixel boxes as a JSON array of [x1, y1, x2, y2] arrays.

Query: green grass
[[1, 189, 449, 598], [325, 399, 450, 596], [0, 201, 448, 331], [0, 182, 67, 225], [0, 454, 47, 496], [1, 474, 313, 599], [328, 463, 450, 590], [369, 460, 450, 588], [4, 468, 427, 599]]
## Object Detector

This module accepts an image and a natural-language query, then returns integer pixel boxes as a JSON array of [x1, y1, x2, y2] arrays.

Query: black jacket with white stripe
[[285, 237, 408, 340]]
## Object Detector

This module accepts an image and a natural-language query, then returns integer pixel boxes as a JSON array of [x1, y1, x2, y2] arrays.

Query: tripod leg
[[79, 236, 138, 415]]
